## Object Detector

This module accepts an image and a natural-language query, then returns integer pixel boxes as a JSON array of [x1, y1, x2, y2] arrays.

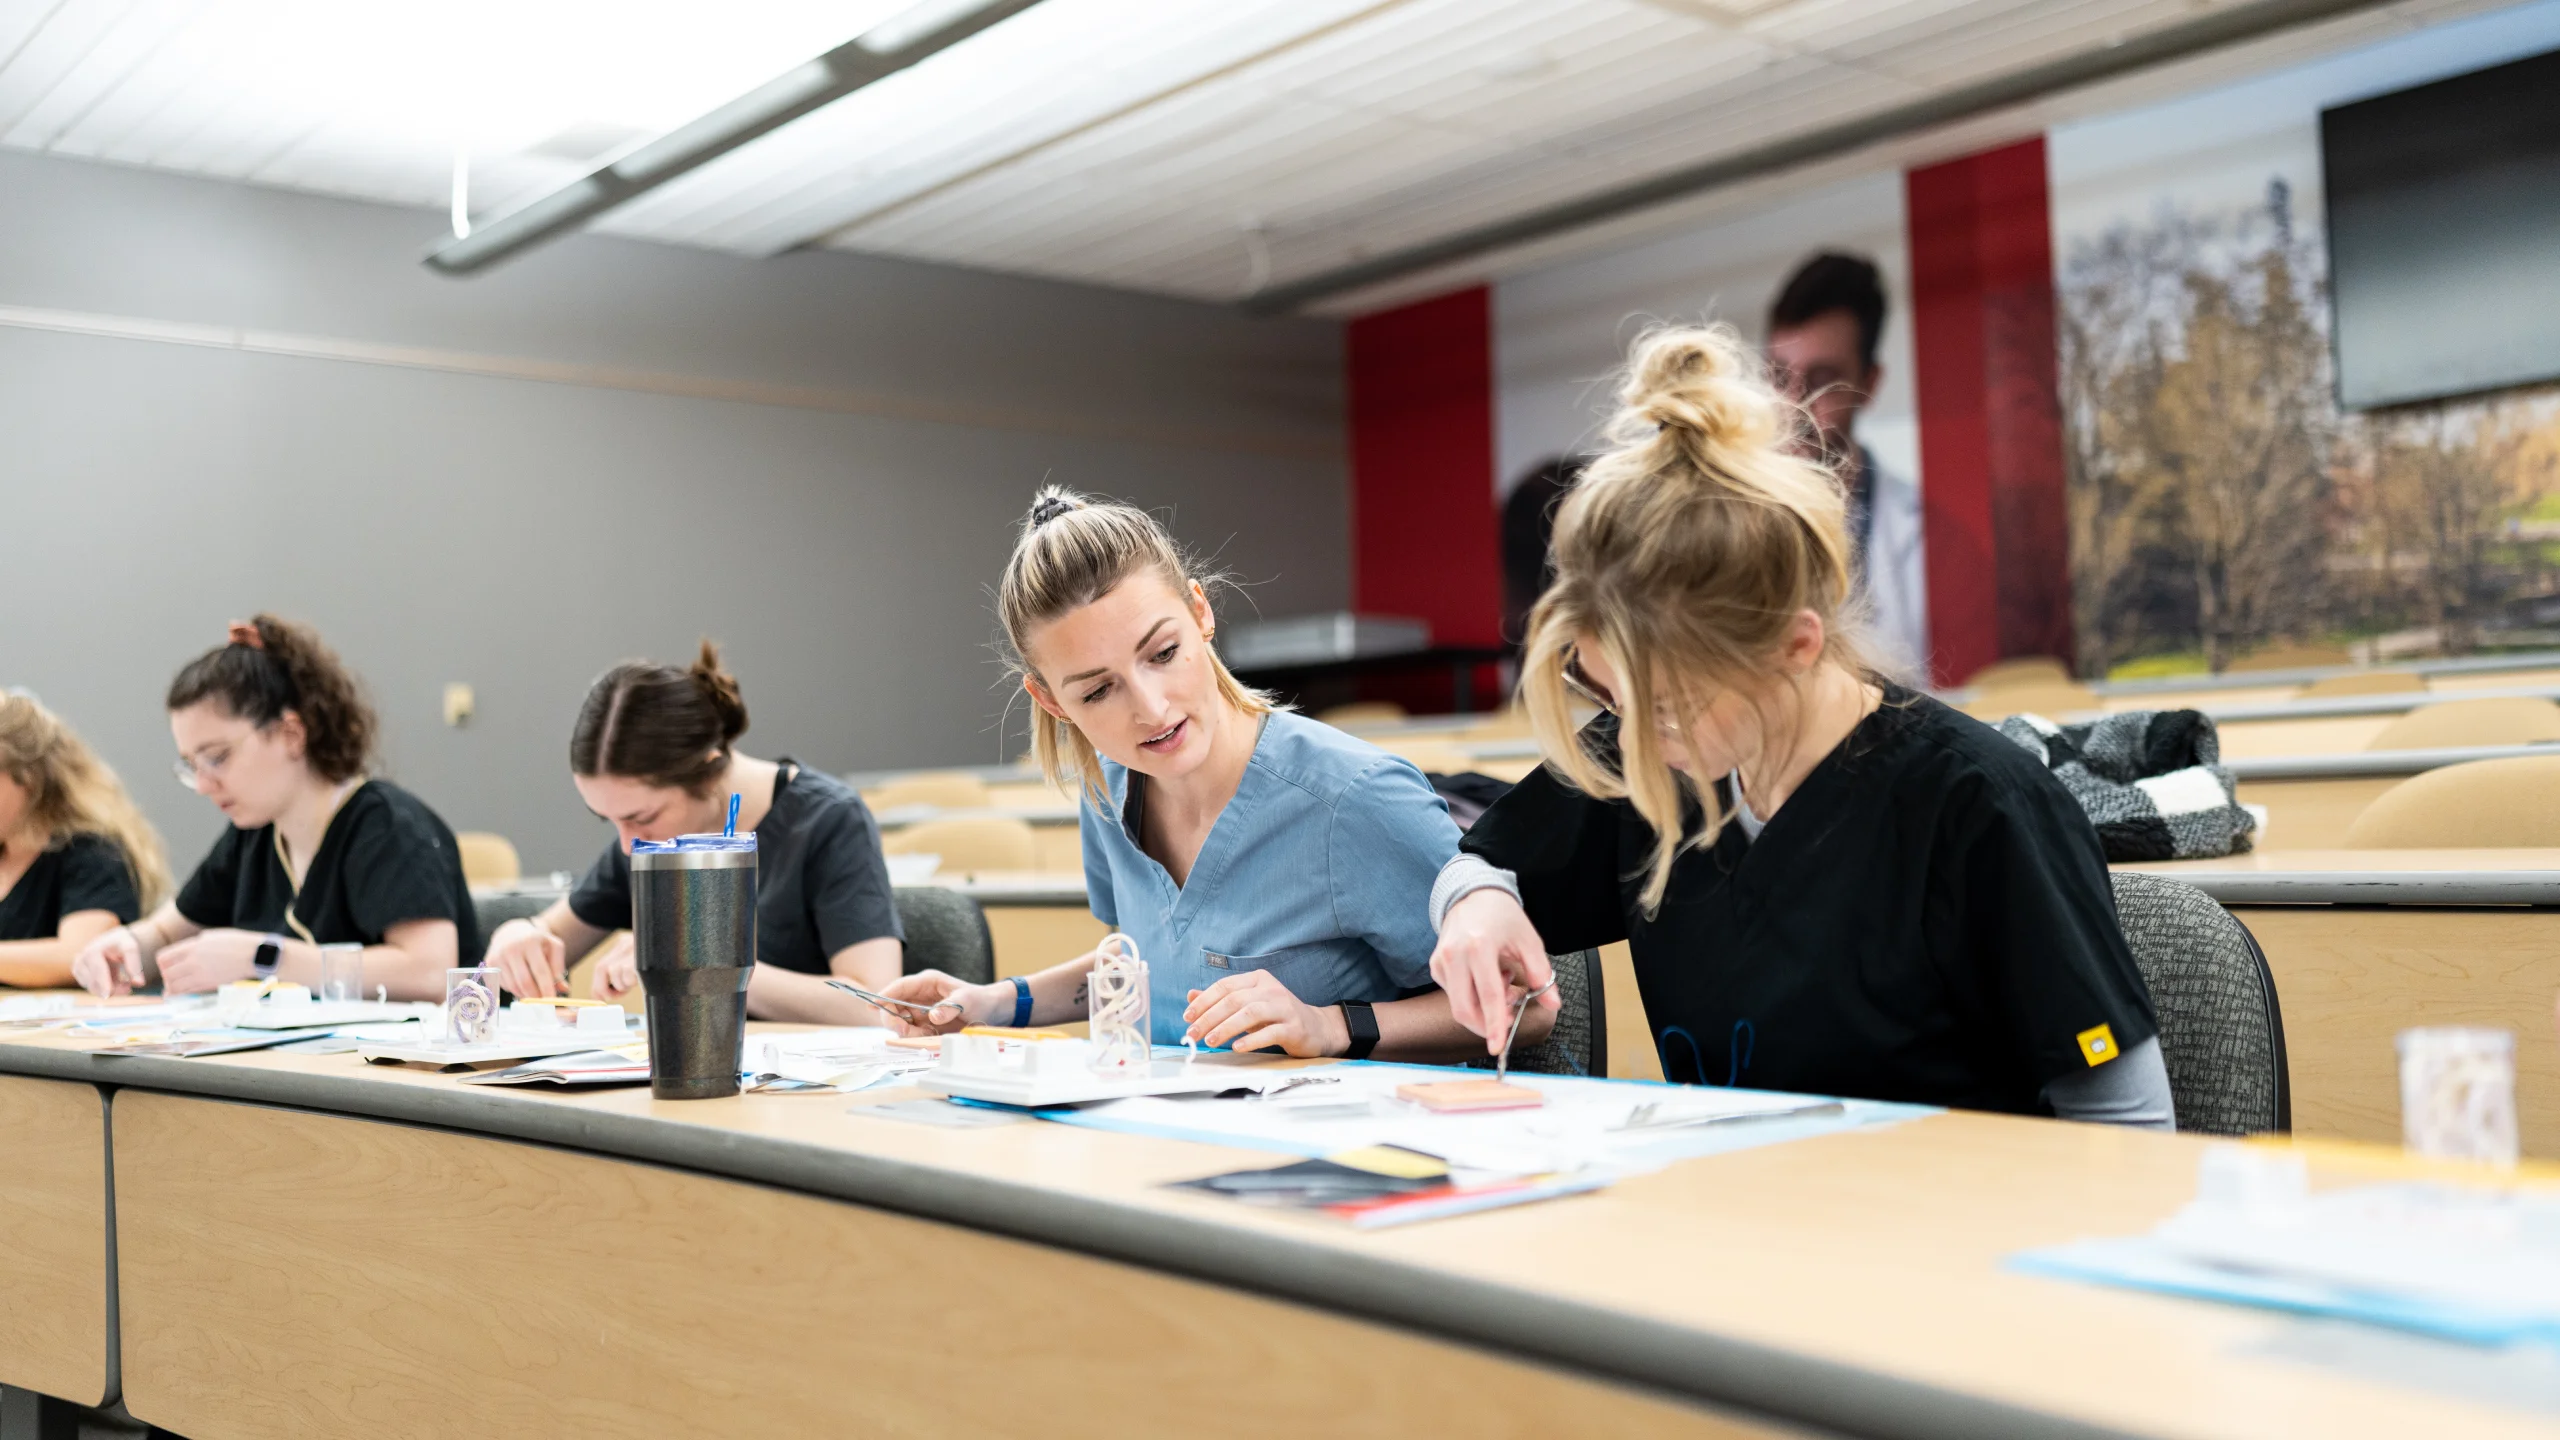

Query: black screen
[[2322, 46, 2560, 410]]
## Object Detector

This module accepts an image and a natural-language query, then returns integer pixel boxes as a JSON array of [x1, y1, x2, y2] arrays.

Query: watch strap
[[1008, 976, 1034, 1028], [1339, 1000, 1379, 1060], [252, 933, 287, 979]]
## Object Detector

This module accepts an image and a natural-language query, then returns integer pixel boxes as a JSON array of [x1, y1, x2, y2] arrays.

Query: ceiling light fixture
[[422, 0, 1048, 275]]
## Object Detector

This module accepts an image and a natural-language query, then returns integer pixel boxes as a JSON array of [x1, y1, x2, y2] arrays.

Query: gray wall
[[0, 151, 1347, 875]]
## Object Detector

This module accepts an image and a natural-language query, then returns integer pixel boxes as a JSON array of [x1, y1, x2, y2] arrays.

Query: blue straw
[[724, 792, 740, 837]]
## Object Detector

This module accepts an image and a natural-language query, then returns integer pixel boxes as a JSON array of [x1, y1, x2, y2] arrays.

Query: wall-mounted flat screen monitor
[[2322, 46, 2560, 410]]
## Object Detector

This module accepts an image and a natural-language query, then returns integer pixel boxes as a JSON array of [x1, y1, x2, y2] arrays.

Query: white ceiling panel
[[0, 0, 2461, 303]]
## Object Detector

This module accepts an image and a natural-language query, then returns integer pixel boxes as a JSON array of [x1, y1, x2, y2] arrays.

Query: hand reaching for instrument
[[1428, 889, 1559, 1053]]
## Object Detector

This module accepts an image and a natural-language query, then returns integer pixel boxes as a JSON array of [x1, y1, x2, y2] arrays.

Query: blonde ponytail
[[997, 486, 1274, 810], [1521, 324, 1875, 913], [0, 693, 173, 910]]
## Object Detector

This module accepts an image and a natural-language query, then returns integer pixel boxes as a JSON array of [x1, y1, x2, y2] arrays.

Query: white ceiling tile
[[0, 0, 2407, 301]]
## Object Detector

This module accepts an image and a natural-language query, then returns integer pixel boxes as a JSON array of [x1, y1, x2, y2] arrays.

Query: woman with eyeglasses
[[873, 488, 1530, 1063], [1426, 326, 2170, 1127], [0, 692, 172, 987], [72, 617, 478, 1000]]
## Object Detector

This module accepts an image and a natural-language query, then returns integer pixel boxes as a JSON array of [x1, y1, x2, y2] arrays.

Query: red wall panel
[[1346, 286, 1501, 651], [1907, 137, 2074, 686]]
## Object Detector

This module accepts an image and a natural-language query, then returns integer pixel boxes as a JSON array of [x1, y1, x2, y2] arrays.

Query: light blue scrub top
[[1081, 710, 1460, 1045]]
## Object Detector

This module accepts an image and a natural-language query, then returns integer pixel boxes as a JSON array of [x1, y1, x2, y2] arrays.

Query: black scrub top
[[0, 833, 142, 940], [568, 760, 902, 974], [1463, 689, 2156, 1115], [175, 780, 481, 962]]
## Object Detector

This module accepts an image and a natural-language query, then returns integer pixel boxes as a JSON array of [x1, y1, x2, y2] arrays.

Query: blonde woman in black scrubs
[[1429, 327, 2171, 1128], [0, 692, 170, 987]]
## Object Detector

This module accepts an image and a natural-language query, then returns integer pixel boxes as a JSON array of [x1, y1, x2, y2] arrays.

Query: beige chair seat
[[882, 817, 1039, 873], [1962, 682, 2098, 722], [2344, 755, 2560, 848], [2364, 697, 2560, 751], [862, 772, 992, 812]]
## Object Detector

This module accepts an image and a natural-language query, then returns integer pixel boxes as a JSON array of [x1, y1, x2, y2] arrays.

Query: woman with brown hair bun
[[72, 616, 478, 999], [1429, 325, 2171, 1127], [0, 692, 172, 987], [481, 642, 903, 1023]]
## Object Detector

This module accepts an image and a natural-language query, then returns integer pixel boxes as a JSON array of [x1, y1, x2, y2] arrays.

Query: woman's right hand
[[1429, 889, 1559, 1051], [72, 927, 146, 998], [487, 919, 569, 999], [876, 970, 1003, 1035]]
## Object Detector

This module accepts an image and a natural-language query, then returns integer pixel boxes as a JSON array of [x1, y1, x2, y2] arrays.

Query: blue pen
[[724, 792, 741, 837]]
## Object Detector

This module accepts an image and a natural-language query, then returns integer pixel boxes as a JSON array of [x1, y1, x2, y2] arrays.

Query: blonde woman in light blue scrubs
[[879, 488, 1542, 1064]]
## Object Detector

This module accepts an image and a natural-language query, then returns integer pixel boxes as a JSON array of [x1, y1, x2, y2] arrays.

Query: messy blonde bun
[[998, 485, 1273, 809], [1523, 324, 1874, 913]]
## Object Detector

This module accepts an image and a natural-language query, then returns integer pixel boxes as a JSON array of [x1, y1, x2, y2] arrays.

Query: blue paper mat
[[2010, 1237, 2560, 1349]]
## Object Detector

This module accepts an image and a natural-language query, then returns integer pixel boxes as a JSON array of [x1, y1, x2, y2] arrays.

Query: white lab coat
[[1856, 448, 1930, 683]]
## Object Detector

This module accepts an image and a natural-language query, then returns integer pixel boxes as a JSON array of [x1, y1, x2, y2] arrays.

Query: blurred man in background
[[1767, 252, 1929, 678]]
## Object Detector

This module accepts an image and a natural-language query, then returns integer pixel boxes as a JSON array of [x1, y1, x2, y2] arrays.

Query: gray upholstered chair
[[1468, 949, 1606, 1078], [470, 890, 556, 960], [892, 886, 997, 988], [2108, 872, 2290, 1135]]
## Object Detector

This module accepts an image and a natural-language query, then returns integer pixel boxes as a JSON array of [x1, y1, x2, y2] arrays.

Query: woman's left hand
[[1182, 970, 1349, 1057], [155, 928, 266, 994]]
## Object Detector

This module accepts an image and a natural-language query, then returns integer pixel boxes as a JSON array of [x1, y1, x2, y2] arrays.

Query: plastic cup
[[2397, 1026, 2518, 1165], [444, 966, 500, 1045], [319, 944, 363, 1003]]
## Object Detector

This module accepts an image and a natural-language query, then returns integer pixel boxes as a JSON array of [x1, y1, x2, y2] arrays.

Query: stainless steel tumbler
[[630, 834, 756, 1100]]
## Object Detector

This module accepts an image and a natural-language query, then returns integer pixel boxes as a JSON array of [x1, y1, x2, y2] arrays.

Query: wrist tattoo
[[1071, 980, 1088, 1008]]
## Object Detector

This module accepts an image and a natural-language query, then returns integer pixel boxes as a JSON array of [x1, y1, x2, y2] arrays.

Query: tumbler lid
[[630, 832, 759, 870]]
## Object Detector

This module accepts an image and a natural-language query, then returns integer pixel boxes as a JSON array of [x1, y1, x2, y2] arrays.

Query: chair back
[[2343, 754, 2560, 848], [2107, 873, 2289, 1135], [2366, 696, 2560, 751], [881, 817, 1039, 873], [454, 832, 521, 885], [469, 890, 554, 948], [862, 772, 992, 812], [2296, 669, 2424, 698], [1469, 950, 1606, 1078], [1315, 701, 1409, 729], [1965, 656, 2072, 690], [891, 887, 996, 987]]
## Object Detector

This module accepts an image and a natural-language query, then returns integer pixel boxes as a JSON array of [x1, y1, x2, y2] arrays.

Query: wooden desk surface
[[2124, 848, 2560, 904], [4, 1033, 2555, 1438]]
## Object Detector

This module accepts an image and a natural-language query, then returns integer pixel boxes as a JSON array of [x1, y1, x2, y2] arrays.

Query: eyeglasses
[[1561, 647, 1617, 714], [171, 743, 237, 790]]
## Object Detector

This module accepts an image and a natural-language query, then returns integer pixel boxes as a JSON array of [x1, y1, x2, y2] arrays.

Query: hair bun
[[1028, 492, 1083, 529], [1614, 327, 1781, 454], [687, 640, 749, 745]]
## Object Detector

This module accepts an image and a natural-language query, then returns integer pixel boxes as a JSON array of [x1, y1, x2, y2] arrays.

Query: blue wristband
[[1008, 976, 1033, 1028]]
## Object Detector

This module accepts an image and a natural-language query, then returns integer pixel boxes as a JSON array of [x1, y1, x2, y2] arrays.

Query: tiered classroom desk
[[0, 1022, 2553, 1437]]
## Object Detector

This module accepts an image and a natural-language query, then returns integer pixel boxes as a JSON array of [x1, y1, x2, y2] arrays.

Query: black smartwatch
[[252, 934, 286, 979], [1338, 1001, 1379, 1061]]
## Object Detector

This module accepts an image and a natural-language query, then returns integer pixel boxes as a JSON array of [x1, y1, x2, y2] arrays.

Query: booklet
[[459, 1049, 653, 1088]]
